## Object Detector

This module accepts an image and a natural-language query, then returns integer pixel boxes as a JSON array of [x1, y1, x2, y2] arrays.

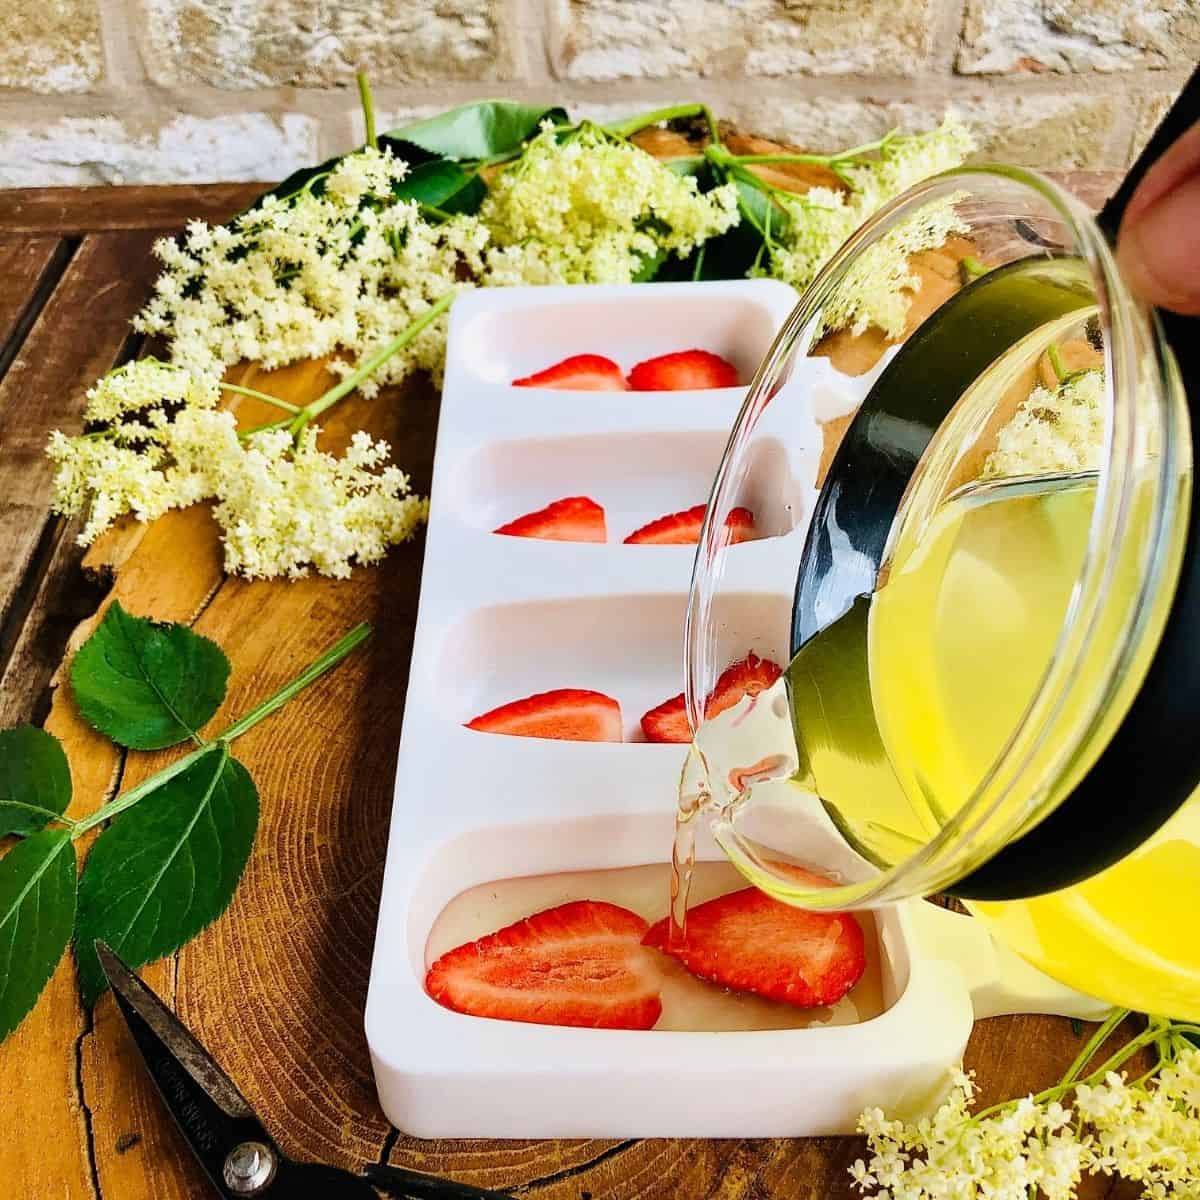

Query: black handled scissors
[[95, 941, 513, 1200]]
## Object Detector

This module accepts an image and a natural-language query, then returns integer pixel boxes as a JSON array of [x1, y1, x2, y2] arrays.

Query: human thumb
[[1116, 121, 1200, 315]]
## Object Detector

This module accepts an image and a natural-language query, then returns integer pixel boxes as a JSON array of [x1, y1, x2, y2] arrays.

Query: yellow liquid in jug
[[867, 476, 1200, 1018]]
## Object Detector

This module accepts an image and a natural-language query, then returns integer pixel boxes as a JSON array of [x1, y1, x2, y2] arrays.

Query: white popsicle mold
[[365, 279, 1108, 1140]]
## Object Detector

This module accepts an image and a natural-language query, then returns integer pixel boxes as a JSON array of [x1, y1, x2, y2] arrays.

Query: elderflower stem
[[72, 742, 220, 836], [357, 70, 377, 149], [219, 382, 302, 414], [220, 622, 372, 741], [71, 623, 372, 837], [289, 291, 456, 434], [605, 103, 717, 142], [1061, 1008, 1129, 1085]]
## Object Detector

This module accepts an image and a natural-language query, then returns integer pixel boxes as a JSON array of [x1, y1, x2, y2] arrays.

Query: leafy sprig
[[0, 603, 369, 1038]]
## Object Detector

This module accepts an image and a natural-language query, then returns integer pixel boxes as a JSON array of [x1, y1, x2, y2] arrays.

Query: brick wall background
[[0, 0, 1195, 188]]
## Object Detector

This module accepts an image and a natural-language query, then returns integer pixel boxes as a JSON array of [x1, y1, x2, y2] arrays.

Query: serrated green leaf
[[75, 747, 258, 1007], [70, 601, 230, 750], [386, 101, 569, 162], [0, 829, 75, 1041], [0, 726, 71, 837], [387, 158, 488, 215]]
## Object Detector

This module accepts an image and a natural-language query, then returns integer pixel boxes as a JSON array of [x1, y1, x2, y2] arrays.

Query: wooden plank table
[[0, 174, 1138, 1200]]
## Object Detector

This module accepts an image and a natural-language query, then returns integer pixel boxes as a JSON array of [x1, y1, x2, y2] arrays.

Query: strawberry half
[[494, 496, 607, 543], [623, 504, 756, 545], [426, 900, 662, 1029], [627, 349, 739, 391], [640, 652, 782, 744], [467, 688, 623, 742], [643, 884, 866, 1009], [513, 354, 628, 391]]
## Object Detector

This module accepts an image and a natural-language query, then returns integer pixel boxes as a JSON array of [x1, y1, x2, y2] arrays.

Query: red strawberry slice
[[623, 504, 756, 545], [513, 354, 628, 391], [641, 652, 782, 744], [494, 496, 606, 542], [627, 349, 739, 391], [704, 652, 783, 721], [467, 688, 623, 742], [642, 884, 866, 1009], [426, 900, 662, 1029], [639, 694, 691, 744]]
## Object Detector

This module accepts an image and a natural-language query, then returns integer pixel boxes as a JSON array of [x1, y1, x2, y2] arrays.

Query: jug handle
[[906, 901, 1112, 1022]]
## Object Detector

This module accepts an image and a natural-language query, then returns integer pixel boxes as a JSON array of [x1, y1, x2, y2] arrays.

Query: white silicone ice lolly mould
[[365, 280, 1108, 1140]]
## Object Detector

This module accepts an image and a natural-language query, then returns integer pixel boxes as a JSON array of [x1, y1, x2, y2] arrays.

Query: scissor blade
[[97, 940, 254, 1119], [96, 941, 273, 1194]]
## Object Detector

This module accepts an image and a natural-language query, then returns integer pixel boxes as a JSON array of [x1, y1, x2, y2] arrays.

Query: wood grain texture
[[0, 236, 70, 371], [0, 184, 262, 234], [0, 232, 161, 663], [0, 166, 1128, 1200]]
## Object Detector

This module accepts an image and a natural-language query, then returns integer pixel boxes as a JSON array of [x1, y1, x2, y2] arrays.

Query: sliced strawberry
[[426, 900, 662, 1029], [640, 652, 783, 743], [467, 688, 623, 742], [627, 349, 739, 391], [704, 652, 783, 721], [623, 504, 756, 545], [639, 694, 690, 744], [513, 354, 628, 391], [643, 884, 866, 1008], [494, 496, 607, 543]]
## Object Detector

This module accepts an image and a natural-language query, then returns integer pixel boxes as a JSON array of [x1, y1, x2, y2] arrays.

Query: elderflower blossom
[[479, 121, 738, 286], [849, 1045, 1200, 1200], [189, 417, 428, 580], [984, 368, 1105, 479], [134, 145, 487, 395], [47, 359, 427, 578], [766, 115, 976, 337]]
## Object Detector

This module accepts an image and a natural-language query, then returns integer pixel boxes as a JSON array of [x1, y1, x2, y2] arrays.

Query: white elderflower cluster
[[48, 359, 426, 578], [479, 122, 738, 286], [199, 421, 428, 580], [850, 1045, 1200, 1200], [984, 368, 1105, 479], [766, 116, 976, 337], [134, 146, 488, 394]]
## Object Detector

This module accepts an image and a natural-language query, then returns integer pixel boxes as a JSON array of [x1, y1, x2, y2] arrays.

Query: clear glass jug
[[681, 160, 1200, 1019]]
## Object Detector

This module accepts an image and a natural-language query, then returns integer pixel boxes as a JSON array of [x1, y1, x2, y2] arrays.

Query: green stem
[[1048, 342, 1068, 382], [288, 292, 455, 435], [959, 255, 988, 282], [1060, 1008, 1128, 1085], [71, 623, 372, 837], [357, 70, 377, 150], [72, 743, 217, 836], [220, 382, 301, 414], [604, 103, 710, 140], [219, 622, 371, 742], [691, 243, 706, 282]]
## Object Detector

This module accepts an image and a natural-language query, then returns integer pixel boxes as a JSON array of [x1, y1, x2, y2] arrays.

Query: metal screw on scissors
[[95, 941, 515, 1200]]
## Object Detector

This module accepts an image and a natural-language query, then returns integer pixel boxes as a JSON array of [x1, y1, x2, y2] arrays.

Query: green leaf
[[389, 159, 488, 216], [256, 153, 343, 207], [386, 101, 569, 162], [0, 829, 76, 1041], [632, 246, 670, 283], [74, 747, 258, 1007], [70, 601, 230, 750], [0, 726, 71, 836]]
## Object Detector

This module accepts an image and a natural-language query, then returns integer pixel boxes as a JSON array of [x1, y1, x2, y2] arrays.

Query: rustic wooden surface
[[0, 166, 1138, 1200]]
